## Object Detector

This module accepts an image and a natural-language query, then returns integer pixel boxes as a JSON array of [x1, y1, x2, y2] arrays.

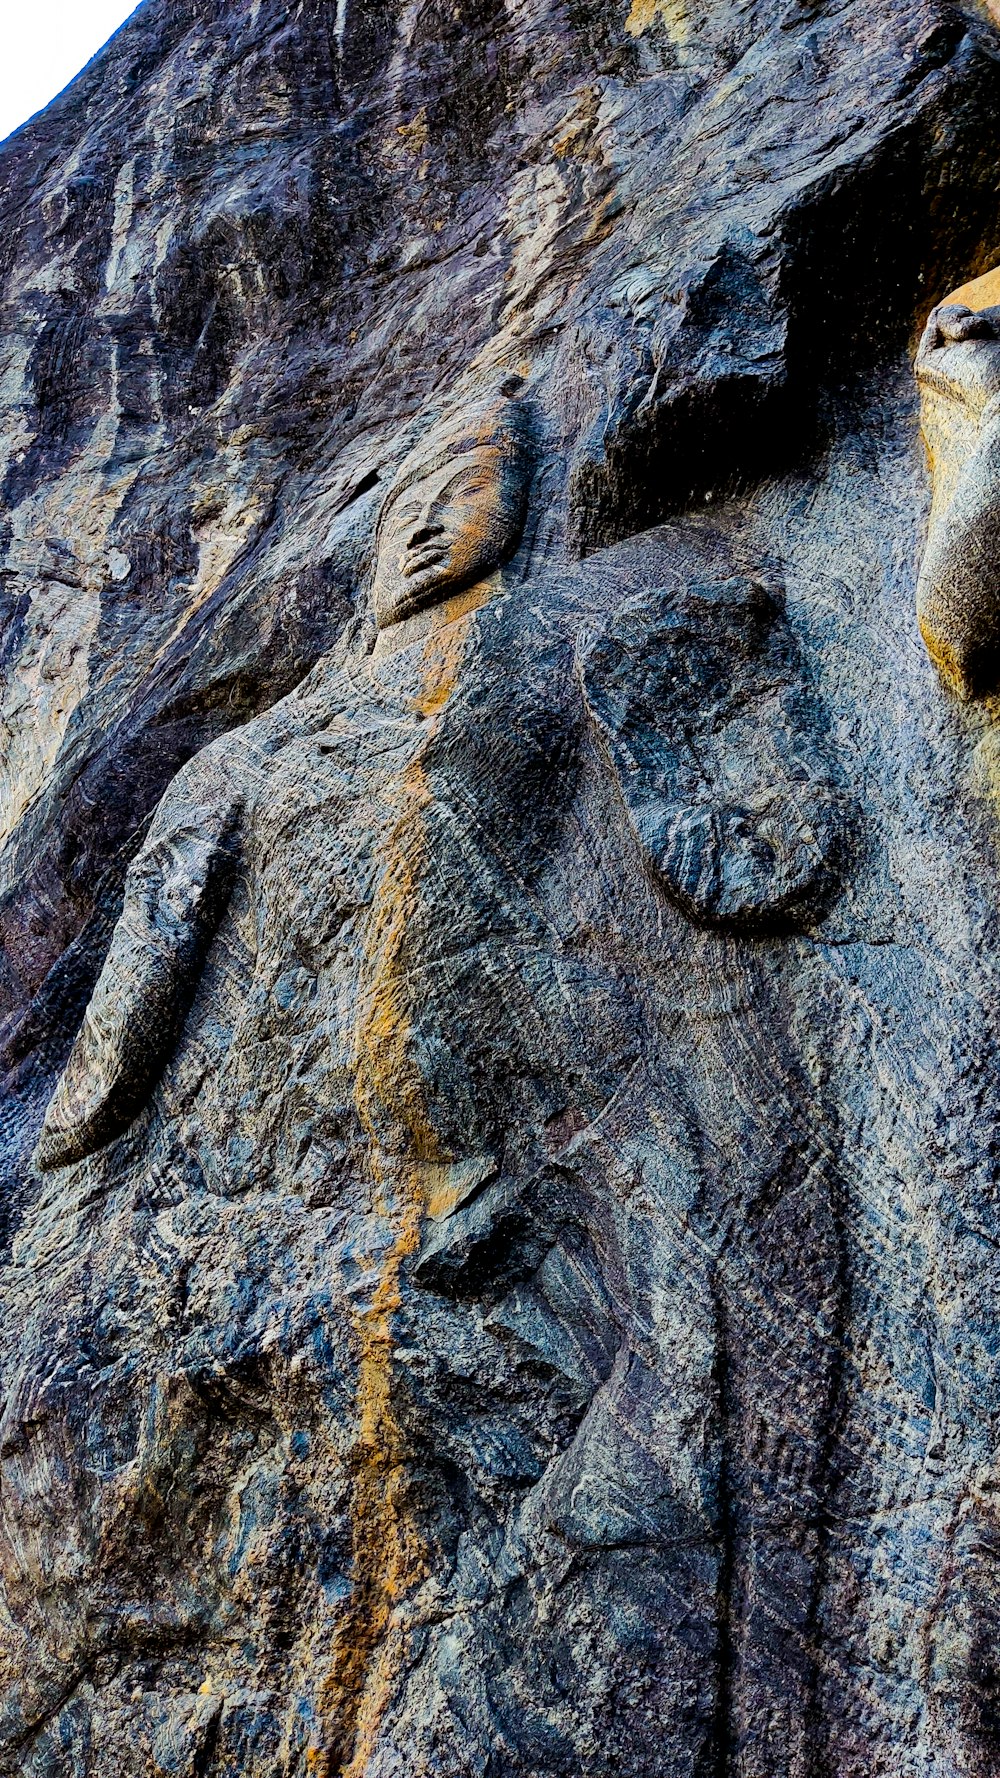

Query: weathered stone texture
[[4, 0, 1000, 1773]]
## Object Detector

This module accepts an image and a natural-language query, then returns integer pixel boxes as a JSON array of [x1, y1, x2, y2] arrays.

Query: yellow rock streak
[[321, 614, 472, 1776]]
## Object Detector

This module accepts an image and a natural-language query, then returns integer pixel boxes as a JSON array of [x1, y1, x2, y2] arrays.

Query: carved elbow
[[654, 785, 844, 933]]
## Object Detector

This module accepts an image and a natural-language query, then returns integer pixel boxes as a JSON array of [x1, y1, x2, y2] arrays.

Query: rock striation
[[4, 0, 1000, 1773]]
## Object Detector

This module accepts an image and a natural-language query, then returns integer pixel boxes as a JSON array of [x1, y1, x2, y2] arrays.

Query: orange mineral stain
[[624, 0, 688, 41], [321, 612, 472, 1776], [942, 262, 1000, 315]]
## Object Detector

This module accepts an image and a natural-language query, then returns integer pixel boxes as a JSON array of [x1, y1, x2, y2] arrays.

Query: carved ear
[[580, 579, 845, 930]]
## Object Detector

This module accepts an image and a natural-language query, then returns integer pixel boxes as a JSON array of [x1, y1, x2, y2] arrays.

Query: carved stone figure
[[9, 2, 1000, 1772], [24, 381, 850, 1772], [35, 387, 534, 1175], [37, 395, 842, 1180], [916, 267, 1000, 697]]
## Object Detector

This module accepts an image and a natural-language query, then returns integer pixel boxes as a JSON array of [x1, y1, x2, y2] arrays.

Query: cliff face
[[3, 1, 1000, 1773]]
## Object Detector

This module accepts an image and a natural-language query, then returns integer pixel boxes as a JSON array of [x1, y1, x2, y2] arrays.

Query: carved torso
[[158, 588, 599, 1208]]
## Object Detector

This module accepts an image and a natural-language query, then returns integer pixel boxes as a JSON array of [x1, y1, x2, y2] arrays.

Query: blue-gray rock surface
[[3, 1, 1000, 1773]]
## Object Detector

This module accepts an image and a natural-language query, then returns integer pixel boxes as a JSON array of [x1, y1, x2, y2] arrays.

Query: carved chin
[[375, 567, 458, 628], [917, 598, 1000, 702], [374, 545, 504, 628], [916, 534, 1000, 700]]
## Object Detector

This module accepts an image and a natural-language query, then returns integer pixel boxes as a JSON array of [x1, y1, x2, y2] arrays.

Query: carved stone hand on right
[[652, 790, 840, 929], [581, 576, 845, 931]]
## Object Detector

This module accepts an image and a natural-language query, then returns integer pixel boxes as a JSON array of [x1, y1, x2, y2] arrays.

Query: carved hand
[[580, 577, 845, 931]]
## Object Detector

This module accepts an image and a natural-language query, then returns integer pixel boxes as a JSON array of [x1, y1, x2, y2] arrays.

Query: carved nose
[[407, 521, 444, 548]]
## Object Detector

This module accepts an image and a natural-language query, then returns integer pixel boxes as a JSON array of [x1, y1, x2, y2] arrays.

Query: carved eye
[[444, 472, 493, 501]]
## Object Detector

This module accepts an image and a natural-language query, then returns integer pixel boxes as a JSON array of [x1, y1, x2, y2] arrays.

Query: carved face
[[371, 440, 528, 631], [916, 295, 1000, 698]]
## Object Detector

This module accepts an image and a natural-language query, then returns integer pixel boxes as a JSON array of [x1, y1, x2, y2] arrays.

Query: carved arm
[[35, 745, 244, 1172]]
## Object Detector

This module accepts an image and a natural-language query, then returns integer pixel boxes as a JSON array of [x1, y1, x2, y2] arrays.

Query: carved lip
[[916, 361, 1000, 415], [402, 542, 449, 577]]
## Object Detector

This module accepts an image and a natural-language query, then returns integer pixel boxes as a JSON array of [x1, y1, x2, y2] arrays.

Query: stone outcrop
[[5, 0, 1000, 1773]]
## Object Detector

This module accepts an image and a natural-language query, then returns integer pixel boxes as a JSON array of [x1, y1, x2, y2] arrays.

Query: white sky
[[1, 1, 142, 146]]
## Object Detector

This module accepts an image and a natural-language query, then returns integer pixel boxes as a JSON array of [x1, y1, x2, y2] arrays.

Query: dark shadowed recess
[[568, 13, 1000, 552]]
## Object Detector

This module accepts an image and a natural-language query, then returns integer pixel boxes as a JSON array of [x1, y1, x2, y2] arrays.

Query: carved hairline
[[376, 392, 533, 530]]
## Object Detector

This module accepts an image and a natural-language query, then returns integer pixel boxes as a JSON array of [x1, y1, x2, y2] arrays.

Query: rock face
[[5, 0, 1000, 1772]]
